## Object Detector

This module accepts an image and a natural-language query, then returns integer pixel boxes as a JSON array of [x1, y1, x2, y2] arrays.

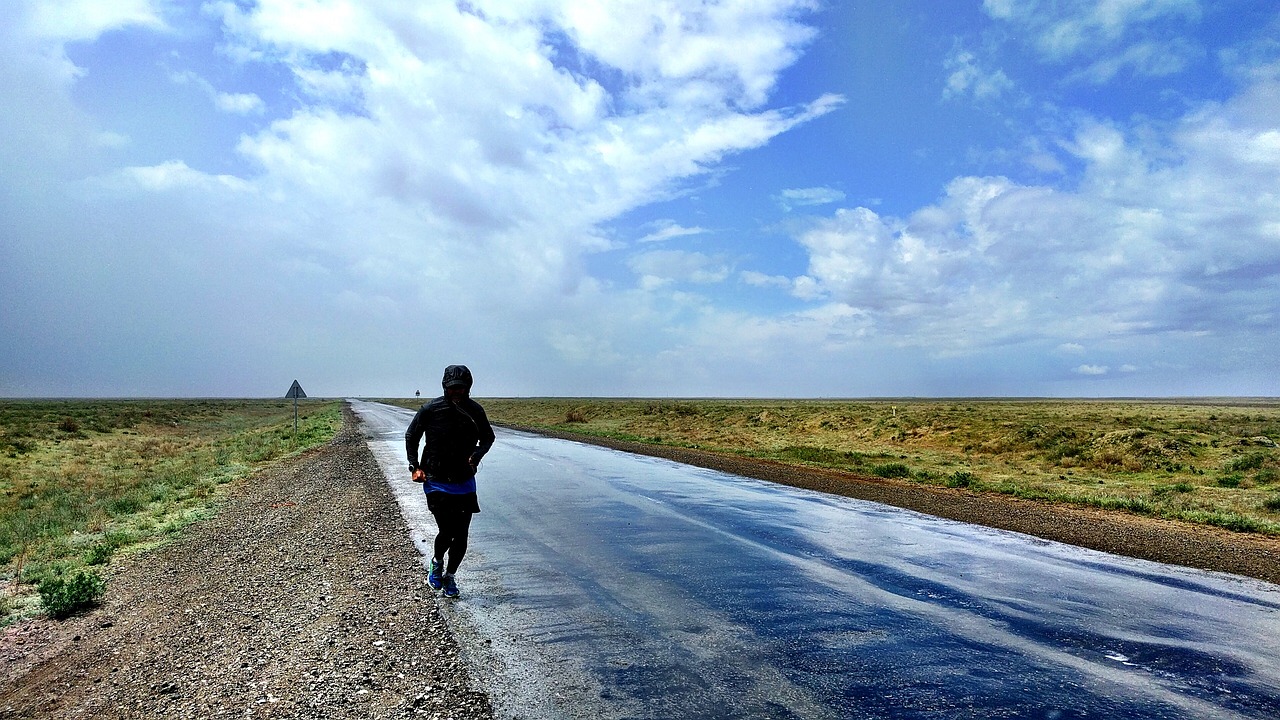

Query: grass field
[[469, 397, 1280, 535], [0, 399, 342, 623]]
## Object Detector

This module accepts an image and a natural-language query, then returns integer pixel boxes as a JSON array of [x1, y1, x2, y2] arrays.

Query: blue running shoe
[[442, 574, 460, 599], [427, 558, 443, 591]]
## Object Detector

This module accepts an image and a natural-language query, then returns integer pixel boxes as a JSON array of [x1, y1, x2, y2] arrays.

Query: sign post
[[285, 380, 306, 433]]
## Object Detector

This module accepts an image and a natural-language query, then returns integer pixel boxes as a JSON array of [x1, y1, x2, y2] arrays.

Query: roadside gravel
[[1, 406, 493, 720], [506, 424, 1280, 586]]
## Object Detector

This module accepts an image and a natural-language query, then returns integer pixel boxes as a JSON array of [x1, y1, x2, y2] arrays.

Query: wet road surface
[[352, 400, 1280, 719]]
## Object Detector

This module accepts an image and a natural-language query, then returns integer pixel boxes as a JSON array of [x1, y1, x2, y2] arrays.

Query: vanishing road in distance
[[352, 400, 1280, 720]]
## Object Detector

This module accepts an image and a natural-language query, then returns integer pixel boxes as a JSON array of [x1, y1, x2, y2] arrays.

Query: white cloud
[[943, 49, 1014, 100], [740, 270, 792, 289], [629, 249, 731, 288], [1057, 343, 1086, 354], [984, 0, 1201, 62], [1066, 37, 1200, 84], [549, 0, 821, 109], [24, 0, 165, 42], [1, 0, 838, 396], [1075, 364, 1109, 375], [113, 160, 254, 193], [172, 70, 266, 115], [638, 220, 709, 244], [775, 186, 846, 211], [786, 72, 1280, 358], [215, 91, 266, 115]]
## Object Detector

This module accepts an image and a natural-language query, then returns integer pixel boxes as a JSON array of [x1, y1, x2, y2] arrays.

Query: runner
[[404, 365, 495, 598]]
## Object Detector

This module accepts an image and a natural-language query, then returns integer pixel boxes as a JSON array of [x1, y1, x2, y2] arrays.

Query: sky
[[2, 0, 1278, 399]]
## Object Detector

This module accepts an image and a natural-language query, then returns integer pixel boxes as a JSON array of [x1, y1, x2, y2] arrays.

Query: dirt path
[[1, 407, 493, 720], [507, 425, 1280, 586]]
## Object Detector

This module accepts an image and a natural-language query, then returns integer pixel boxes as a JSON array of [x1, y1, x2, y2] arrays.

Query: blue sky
[[2, 0, 1278, 398]]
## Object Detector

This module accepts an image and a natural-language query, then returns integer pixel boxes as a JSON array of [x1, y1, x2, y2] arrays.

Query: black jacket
[[404, 397, 495, 481]]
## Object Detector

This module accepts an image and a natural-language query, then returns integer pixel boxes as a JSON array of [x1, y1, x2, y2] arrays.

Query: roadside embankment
[[1, 406, 493, 720]]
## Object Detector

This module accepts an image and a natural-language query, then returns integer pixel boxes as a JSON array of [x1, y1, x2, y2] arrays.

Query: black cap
[[442, 365, 473, 389]]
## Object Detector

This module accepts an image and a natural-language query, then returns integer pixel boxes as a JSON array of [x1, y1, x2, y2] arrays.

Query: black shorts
[[426, 490, 480, 514]]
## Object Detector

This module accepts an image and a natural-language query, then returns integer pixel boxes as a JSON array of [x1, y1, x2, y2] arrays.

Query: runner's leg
[[430, 510, 473, 574], [444, 512, 473, 574]]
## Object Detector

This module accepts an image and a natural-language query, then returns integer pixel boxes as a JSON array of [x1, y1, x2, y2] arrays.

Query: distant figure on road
[[405, 365, 495, 598]]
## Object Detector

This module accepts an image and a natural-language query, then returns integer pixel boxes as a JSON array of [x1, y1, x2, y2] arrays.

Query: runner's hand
[[411, 469, 426, 483]]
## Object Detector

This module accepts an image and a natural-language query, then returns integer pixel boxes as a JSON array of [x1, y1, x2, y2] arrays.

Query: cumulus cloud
[[23, 0, 166, 42], [0, 0, 837, 396], [786, 71, 1280, 357], [1075, 364, 1109, 375]]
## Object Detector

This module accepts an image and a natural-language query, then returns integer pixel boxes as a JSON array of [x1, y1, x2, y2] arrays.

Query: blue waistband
[[424, 476, 477, 494]]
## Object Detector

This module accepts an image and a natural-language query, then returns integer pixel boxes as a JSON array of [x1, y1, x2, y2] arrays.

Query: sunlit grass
[[467, 397, 1280, 535], [0, 399, 341, 623]]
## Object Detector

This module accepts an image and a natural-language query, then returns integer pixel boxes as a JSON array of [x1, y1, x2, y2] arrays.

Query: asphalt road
[[352, 400, 1280, 720]]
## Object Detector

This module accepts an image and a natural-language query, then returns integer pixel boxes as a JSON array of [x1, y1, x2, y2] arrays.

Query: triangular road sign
[[285, 380, 306, 399]]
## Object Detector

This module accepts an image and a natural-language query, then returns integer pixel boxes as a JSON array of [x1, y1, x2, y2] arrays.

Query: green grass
[[469, 397, 1280, 536], [1, 399, 341, 624]]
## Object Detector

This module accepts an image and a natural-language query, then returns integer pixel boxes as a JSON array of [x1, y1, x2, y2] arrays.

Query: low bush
[[780, 445, 863, 467], [1218, 475, 1243, 488], [1225, 452, 1269, 473], [871, 463, 912, 479], [38, 569, 106, 619], [947, 471, 975, 488], [83, 542, 115, 566]]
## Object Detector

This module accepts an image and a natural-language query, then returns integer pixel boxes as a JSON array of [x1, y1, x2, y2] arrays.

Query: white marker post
[[285, 380, 306, 434]]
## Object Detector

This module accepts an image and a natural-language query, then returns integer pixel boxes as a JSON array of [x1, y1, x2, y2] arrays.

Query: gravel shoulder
[[503, 424, 1280, 586], [1, 406, 493, 720]]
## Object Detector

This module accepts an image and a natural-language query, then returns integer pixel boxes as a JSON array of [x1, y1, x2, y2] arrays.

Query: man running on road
[[405, 364, 495, 598]]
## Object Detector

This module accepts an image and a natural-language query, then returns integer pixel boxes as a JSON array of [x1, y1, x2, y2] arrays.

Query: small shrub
[[781, 446, 849, 465], [1258, 468, 1278, 485], [58, 417, 80, 433], [107, 495, 145, 516], [1217, 475, 1243, 488], [1225, 452, 1269, 473], [563, 408, 588, 423], [83, 543, 115, 566], [871, 463, 912, 479], [38, 569, 106, 619], [947, 471, 975, 488], [1199, 512, 1263, 533], [1263, 496, 1280, 512]]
